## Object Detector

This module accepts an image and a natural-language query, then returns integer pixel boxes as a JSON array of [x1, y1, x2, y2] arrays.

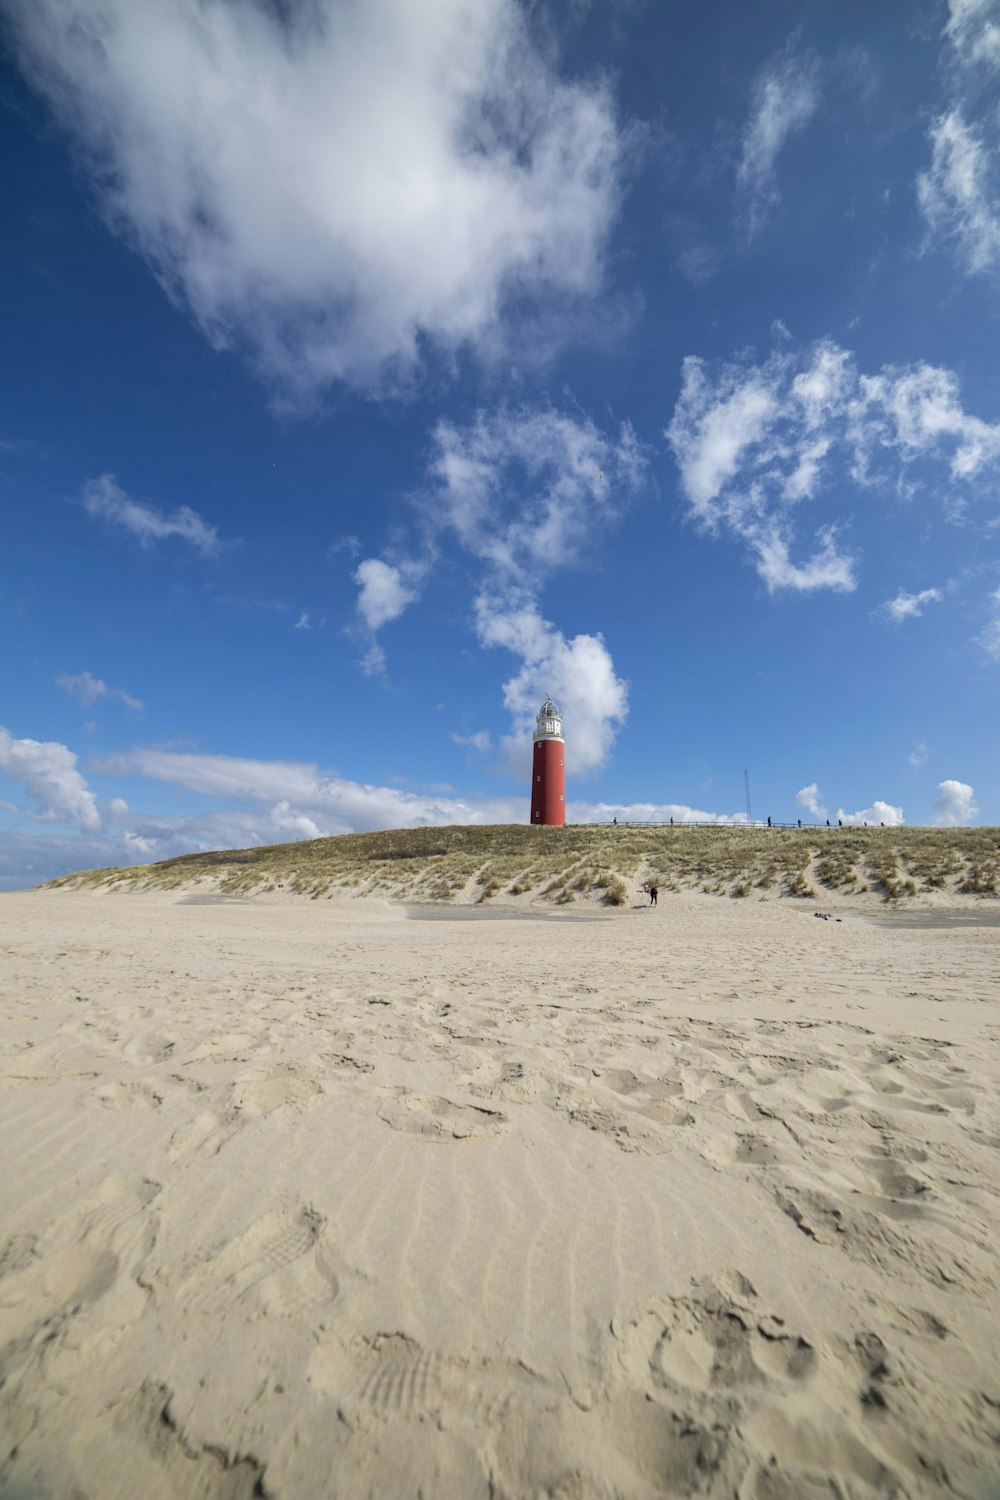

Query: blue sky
[[2, 0, 999, 888]]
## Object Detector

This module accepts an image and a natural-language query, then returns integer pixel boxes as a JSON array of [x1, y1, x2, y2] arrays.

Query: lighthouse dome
[[534, 697, 563, 740]]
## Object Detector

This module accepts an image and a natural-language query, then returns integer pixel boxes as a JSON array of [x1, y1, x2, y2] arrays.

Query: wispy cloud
[[451, 730, 492, 753], [908, 743, 929, 768], [737, 39, 820, 239], [918, 111, 1000, 276], [7, 0, 623, 402], [82, 474, 219, 554], [977, 587, 1000, 660], [92, 746, 524, 841], [945, 0, 1000, 68], [56, 670, 143, 713], [666, 338, 1000, 595], [917, 3, 1000, 278], [352, 405, 646, 767], [882, 588, 943, 623]]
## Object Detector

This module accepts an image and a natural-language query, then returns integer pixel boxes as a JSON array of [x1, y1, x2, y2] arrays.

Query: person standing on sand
[[649, 883, 658, 906]]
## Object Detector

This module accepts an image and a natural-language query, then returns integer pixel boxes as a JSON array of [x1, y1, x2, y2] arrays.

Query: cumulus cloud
[[0, 726, 103, 832], [666, 338, 1000, 593], [840, 800, 904, 827], [795, 783, 828, 820], [882, 588, 943, 623], [6, 0, 622, 401], [737, 40, 820, 238], [795, 782, 903, 826], [934, 778, 979, 825], [474, 594, 628, 775], [56, 670, 143, 713], [353, 559, 420, 634], [82, 473, 219, 554]]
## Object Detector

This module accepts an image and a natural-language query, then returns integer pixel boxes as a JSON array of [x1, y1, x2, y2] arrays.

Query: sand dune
[[1, 887, 999, 1497]]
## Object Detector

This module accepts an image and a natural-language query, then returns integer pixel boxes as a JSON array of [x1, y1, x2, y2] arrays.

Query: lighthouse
[[530, 697, 566, 826]]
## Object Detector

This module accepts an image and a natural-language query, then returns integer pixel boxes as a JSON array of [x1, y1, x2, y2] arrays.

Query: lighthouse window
[[536, 774, 541, 782]]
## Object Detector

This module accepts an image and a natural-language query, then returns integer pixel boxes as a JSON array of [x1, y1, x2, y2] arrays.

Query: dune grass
[[40, 823, 1000, 908]]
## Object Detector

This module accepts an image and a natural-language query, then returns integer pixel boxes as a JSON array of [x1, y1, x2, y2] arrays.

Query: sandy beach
[[1, 887, 999, 1498]]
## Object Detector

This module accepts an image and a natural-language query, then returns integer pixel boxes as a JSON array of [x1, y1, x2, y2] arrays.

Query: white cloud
[[429, 407, 645, 578], [666, 338, 1000, 593], [353, 405, 646, 766], [837, 800, 905, 827], [918, 5, 1000, 278], [8, 0, 622, 400], [945, 0, 1000, 68], [293, 613, 311, 631], [428, 410, 644, 772], [882, 587, 943, 623], [328, 535, 361, 558], [91, 746, 525, 841], [270, 800, 322, 841], [56, 669, 143, 713], [934, 778, 979, 826], [474, 594, 628, 775], [753, 526, 855, 594], [796, 782, 903, 826], [737, 41, 820, 238], [0, 726, 103, 832], [668, 364, 779, 521], [918, 112, 1000, 276], [908, 743, 929, 768], [451, 731, 492, 753], [569, 800, 748, 825], [977, 587, 1000, 660], [353, 559, 419, 633], [795, 783, 828, 820], [0, 735, 773, 888], [351, 557, 422, 673], [82, 473, 219, 554]]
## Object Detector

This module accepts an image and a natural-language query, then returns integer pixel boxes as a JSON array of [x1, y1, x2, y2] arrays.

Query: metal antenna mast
[[744, 768, 752, 826]]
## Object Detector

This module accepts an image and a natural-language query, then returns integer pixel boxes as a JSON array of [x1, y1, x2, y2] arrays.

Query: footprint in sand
[[72, 1381, 266, 1500], [230, 1064, 324, 1116], [91, 1080, 164, 1110], [377, 1092, 508, 1141], [621, 1275, 816, 1395], [167, 1110, 239, 1162], [310, 1330, 556, 1426], [176, 1206, 339, 1318], [0, 1176, 159, 1352]]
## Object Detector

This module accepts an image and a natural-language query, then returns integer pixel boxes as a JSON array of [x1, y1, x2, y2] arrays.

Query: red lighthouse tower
[[530, 697, 566, 826]]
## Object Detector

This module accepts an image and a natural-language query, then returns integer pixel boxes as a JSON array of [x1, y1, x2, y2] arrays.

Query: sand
[[1, 887, 998, 1499]]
